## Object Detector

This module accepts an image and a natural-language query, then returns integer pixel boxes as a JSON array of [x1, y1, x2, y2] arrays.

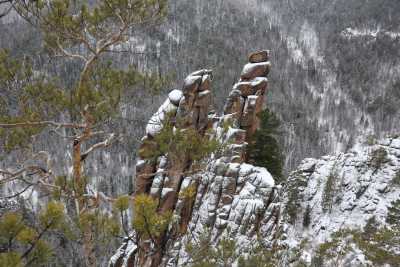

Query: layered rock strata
[[110, 50, 279, 267]]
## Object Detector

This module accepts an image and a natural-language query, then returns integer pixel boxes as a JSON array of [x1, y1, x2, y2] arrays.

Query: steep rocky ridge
[[111, 119, 400, 267], [279, 135, 400, 266]]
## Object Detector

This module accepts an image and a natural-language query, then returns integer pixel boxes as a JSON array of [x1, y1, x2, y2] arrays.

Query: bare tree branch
[[55, 39, 88, 62], [80, 133, 116, 161], [1, 184, 33, 199], [0, 165, 48, 184]]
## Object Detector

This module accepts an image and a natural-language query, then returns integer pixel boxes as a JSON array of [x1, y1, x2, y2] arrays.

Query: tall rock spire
[[110, 50, 279, 267]]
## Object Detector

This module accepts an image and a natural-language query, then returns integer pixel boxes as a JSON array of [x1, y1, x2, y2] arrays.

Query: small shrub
[[286, 173, 307, 224], [313, 228, 354, 267], [316, 216, 400, 267], [152, 120, 222, 162], [303, 205, 311, 228], [322, 171, 338, 213], [185, 231, 239, 267], [368, 147, 389, 171], [392, 170, 400, 187], [114, 195, 130, 212], [247, 108, 285, 183], [362, 216, 379, 240], [132, 194, 172, 239], [386, 199, 400, 227], [364, 135, 377, 146]]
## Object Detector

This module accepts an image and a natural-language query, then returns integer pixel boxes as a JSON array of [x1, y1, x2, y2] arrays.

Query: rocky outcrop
[[109, 50, 280, 266], [279, 136, 400, 266], [110, 47, 400, 267]]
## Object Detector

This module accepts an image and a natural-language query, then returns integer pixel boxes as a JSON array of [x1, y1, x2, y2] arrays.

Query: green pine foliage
[[286, 172, 308, 224], [314, 215, 400, 267], [184, 231, 240, 267], [1, 0, 169, 152], [247, 108, 284, 183], [368, 147, 390, 171], [386, 199, 400, 227], [238, 244, 281, 267], [312, 228, 354, 266], [185, 232, 284, 267], [303, 204, 312, 228], [392, 170, 400, 187], [322, 170, 338, 213], [0, 0, 170, 265], [132, 194, 172, 240], [0, 202, 66, 266], [141, 116, 222, 163]]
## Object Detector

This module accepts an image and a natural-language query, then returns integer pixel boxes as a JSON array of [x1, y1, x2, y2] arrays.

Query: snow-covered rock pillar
[[110, 50, 277, 267], [132, 69, 213, 267], [223, 50, 270, 160]]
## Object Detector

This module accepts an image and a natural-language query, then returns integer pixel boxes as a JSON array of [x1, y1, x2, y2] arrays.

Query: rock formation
[[110, 49, 400, 267], [109, 50, 279, 266], [278, 136, 400, 266]]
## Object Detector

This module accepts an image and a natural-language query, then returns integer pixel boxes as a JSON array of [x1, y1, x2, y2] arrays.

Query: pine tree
[[247, 108, 284, 183], [386, 199, 400, 227], [0, 1, 168, 266], [303, 204, 311, 228], [0, 202, 66, 266]]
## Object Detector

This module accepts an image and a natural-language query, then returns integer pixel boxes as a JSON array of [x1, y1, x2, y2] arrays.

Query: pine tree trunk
[[83, 221, 96, 267], [72, 137, 96, 267]]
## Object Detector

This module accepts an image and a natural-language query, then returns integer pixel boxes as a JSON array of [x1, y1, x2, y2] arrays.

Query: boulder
[[112, 52, 276, 267], [233, 82, 253, 96], [190, 69, 213, 77], [145, 99, 177, 137], [233, 77, 268, 97], [182, 75, 202, 96], [241, 62, 271, 80], [168, 89, 183, 106], [248, 50, 270, 63]]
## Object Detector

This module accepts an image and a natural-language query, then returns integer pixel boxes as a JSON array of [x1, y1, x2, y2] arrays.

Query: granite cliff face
[[110, 50, 281, 266], [279, 136, 400, 266]]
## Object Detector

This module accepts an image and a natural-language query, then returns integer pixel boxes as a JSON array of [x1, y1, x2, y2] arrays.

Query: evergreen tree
[[386, 199, 400, 227], [303, 204, 311, 228], [0, 1, 168, 266], [247, 108, 284, 183]]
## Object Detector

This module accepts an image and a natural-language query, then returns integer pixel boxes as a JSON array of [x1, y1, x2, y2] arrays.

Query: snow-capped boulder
[[240, 61, 271, 80], [249, 50, 270, 63], [168, 89, 183, 106]]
